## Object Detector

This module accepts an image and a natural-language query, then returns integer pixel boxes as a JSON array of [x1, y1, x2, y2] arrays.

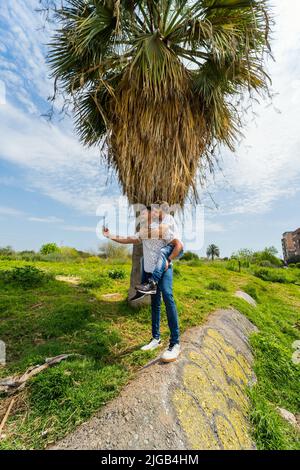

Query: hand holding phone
[[102, 226, 110, 238]]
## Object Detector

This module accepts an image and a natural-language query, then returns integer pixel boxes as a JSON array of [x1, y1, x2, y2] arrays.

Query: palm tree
[[207, 244, 220, 260], [46, 0, 272, 297]]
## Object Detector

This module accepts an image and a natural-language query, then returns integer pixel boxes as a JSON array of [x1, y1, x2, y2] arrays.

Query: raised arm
[[102, 227, 141, 245]]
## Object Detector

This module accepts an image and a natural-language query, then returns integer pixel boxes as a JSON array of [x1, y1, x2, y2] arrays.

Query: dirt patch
[[101, 293, 123, 302], [55, 275, 81, 286], [50, 308, 257, 450]]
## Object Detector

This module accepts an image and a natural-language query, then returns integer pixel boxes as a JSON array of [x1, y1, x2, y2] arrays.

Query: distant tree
[[263, 246, 278, 256], [253, 247, 282, 267], [99, 241, 130, 260], [231, 248, 254, 267], [0, 246, 15, 258], [59, 246, 79, 258], [40, 243, 59, 255], [207, 244, 220, 261], [180, 251, 199, 261]]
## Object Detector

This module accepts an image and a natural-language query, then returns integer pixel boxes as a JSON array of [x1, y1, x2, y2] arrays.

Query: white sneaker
[[161, 343, 181, 362], [140, 338, 161, 351]]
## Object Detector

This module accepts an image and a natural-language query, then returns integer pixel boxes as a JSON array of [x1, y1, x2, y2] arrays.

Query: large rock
[[51, 309, 258, 450], [235, 290, 257, 307]]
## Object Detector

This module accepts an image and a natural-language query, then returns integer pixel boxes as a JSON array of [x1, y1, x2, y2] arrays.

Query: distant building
[[282, 228, 300, 262]]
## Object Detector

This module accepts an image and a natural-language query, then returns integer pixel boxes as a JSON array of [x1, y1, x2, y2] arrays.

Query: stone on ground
[[235, 290, 257, 307]]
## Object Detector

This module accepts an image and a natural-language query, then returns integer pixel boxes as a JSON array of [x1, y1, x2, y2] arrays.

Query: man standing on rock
[[102, 204, 183, 363]]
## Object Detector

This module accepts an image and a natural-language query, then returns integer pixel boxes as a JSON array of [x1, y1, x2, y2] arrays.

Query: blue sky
[[0, 1, 299, 257]]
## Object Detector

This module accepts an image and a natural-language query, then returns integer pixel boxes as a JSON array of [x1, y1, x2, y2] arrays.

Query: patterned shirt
[[139, 215, 181, 273]]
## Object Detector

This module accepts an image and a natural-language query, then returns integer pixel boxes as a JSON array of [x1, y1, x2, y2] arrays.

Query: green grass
[[0, 258, 299, 449]]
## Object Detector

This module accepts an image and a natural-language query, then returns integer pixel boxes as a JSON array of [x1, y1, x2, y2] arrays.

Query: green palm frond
[[47, 0, 273, 205]]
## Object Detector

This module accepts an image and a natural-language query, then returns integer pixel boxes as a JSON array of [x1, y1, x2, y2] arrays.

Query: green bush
[[86, 256, 101, 263], [259, 260, 274, 268], [40, 243, 59, 255], [207, 281, 227, 291], [59, 246, 79, 258], [18, 250, 42, 261], [173, 264, 181, 277], [108, 269, 126, 279], [243, 284, 260, 302], [99, 242, 130, 260], [226, 260, 240, 272], [253, 268, 288, 284], [179, 251, 199, 261], [0, 245, 16, 259], [186, 259, 202, 267], [0, 265, 50, 288]]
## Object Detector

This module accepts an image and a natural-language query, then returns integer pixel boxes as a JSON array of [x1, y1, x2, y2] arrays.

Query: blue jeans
[[142, 261, 180, 346], [150, 244, 184, 283]]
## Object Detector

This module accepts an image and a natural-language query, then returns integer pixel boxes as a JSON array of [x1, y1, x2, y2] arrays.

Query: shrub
[[0, 245, 15, 259], [186, 259, 202, 267], [86, 256, 101, 263], [253, 268, 288, 284], [180, 251, 199, 261], [0, 265, 50, 288], [40, 243, 59, 255], [288, 263, 296, 268], [243, 284, 260, 302], [59, 246, 79, 258], [18, 250, 42, 261], [296, 263, 300, 269], [41, 252, 66, 262], [207, 281, 227, 291], [99, 242, 130, 260], [226, 260, 240, 272], [287, 255, 300, 265], [108, 269, 126, 279], [173, 264, 181, 277], [231, 247, 283, 268], [258, 260, 273, 267]]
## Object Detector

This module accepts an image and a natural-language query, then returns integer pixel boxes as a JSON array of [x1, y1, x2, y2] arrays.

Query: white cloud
[[28, 216, 64, 223], [201, 0, 300, 215], [204, 221, 226, 233], [0, 206, 25, 216], [0, 0, 121, 215], [61, 225, 96, 233]]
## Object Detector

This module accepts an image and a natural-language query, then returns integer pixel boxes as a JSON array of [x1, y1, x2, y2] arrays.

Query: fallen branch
[[0, 354, 79, 396], [0, 397, 15, 436]]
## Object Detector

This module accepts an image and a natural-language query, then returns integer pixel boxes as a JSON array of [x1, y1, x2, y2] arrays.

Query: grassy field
[[0, 258, 299, 449]]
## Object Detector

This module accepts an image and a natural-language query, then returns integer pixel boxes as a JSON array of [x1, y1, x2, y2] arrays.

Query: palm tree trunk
[[128, 243, 150, 307]]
